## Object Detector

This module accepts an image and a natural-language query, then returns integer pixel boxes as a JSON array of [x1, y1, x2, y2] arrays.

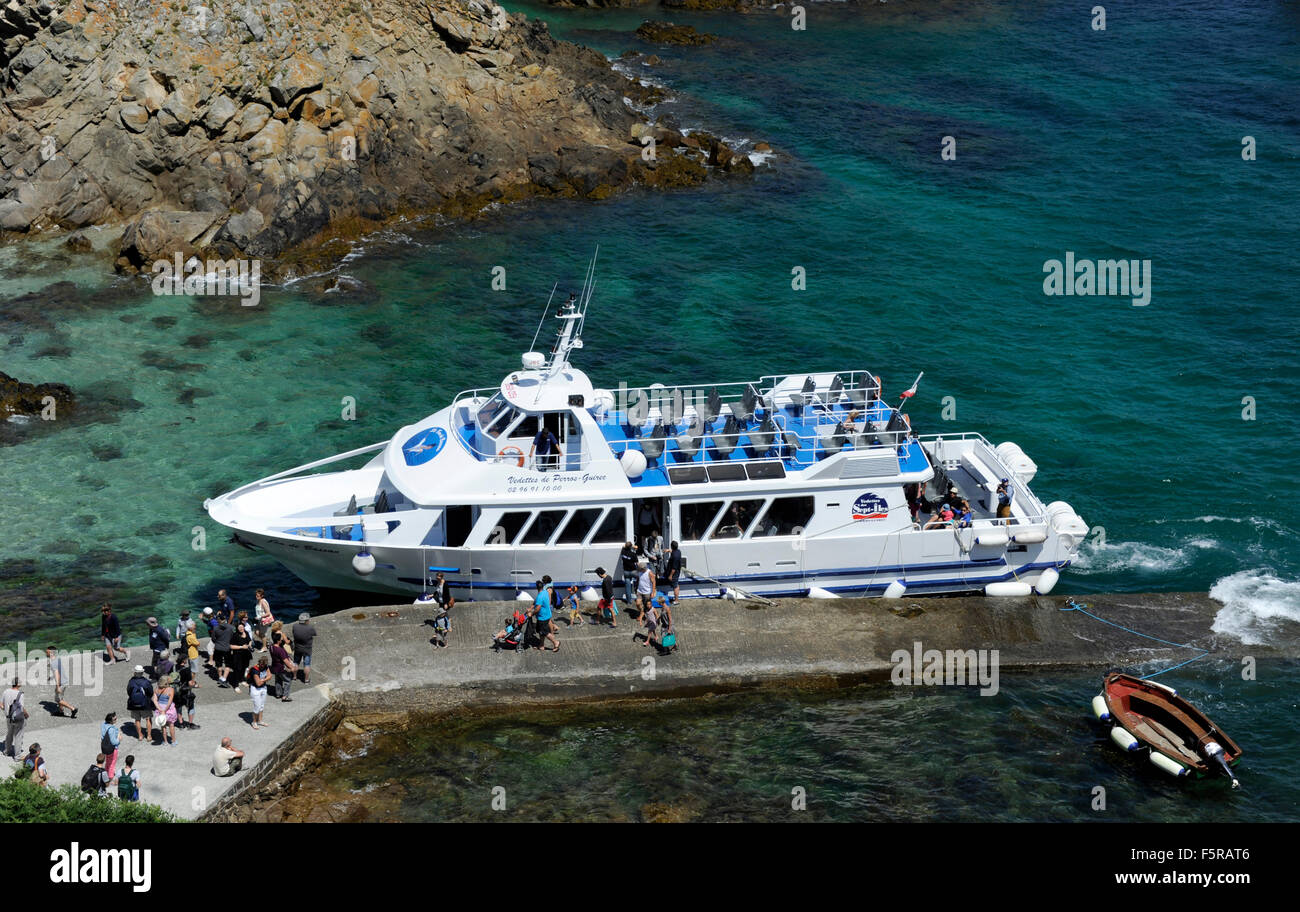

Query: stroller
[[491, 609, 530, 651]]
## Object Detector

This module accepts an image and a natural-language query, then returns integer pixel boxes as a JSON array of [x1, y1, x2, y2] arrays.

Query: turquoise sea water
[[300, 661, 1300, 823], [1, 0, 1297, 819]]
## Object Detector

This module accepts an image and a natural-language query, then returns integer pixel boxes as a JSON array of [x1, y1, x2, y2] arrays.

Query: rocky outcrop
[[0, 370, 74, 419], [0, 0, 747, 274], [635, 21, 718, 46]]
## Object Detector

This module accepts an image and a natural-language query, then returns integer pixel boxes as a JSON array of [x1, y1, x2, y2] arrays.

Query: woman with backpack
[[100, 712, 121, 777], [117, 755, 140, 801], [23, 743, 48, 787]]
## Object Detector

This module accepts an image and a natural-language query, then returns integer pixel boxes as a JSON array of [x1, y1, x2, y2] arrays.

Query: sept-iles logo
[[851, 492, 888, 521]]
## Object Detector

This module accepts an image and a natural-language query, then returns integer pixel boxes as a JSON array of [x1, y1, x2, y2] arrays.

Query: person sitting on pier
[[491, 608, 529, 650], [212, 737, 244, 777]]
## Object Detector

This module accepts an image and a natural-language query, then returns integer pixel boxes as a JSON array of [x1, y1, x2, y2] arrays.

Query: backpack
[[126, 676, 149, 709], [118, 772, 137, 800], [100, 729, 115, 755], [5, 694, 21, 722], [81, 766, 103, 795]]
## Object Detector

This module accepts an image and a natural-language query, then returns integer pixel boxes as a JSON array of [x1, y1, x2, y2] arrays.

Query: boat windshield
[[476, 394, 508, 430], [484, 406, 519, 440]]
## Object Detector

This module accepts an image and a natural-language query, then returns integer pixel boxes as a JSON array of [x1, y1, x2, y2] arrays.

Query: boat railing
[[916, 433, 1049, 525]]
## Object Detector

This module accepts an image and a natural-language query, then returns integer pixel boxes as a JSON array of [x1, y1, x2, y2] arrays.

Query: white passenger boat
[[205, 260, 1088, 602]]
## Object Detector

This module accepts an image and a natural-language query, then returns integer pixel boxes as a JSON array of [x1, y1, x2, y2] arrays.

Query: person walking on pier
[[532, 581, 559, 652], [664, 541, 682, 601], [596, 567, 618, 627], [126, 666, 154, 743], [44, 646, 78, 718], [183, 620, 202, 682], [117, 755, 140, 801], [100, 604, 128, 664], [3, 678, 28, 759], [291, 613, 317, 684], [147, 617, 170, 673], [176, 662, 199, 730], [636, 560, 656, 618], [620, 541, 639, 606], [212, 617, 234, 687], [100, 712, 121, 777], [249, 657, 271, 730], [23, 743, 48, 787], [229, 617, 252, 694], [270, 637, 294, 702], [254, 589, 273, 648]]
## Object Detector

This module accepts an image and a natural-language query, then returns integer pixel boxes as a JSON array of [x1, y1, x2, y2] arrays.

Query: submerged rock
[[0, 370, 74, 420], [635, 21, 719, 46]]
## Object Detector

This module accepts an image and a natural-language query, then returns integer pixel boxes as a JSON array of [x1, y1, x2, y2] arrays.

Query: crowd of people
[[1, 589, 320, 802], [488, 536, 681, 655]]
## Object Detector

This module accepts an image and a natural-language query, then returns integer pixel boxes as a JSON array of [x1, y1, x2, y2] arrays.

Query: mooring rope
[[1060, 598, 1209, 678]]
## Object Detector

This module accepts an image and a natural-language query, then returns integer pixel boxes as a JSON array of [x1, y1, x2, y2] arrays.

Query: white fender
[[515, 590, 533, 602], [807, 587, 839, 599], [1110, 726, 1141, 752], [352, 551, 376, 575], [619, 448, 647, 478], [1149, 751, 1189, 778], [883, 580, 906, 599], [1012, 527, 1048, 544], [975, 530, 1009, 547], [1143, 679, 1178, 697], [1033, 566, 1060, 595], [580, 586, 600, 602], [1091, 694, 1111, 722], [995, 441, 1038, 484], [985, 581, 1032, 597]]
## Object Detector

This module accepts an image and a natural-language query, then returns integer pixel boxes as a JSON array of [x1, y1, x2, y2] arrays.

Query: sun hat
[[133, 665, 145, 673], [298, 612, 310, 622], [146, 617, 158, 627]]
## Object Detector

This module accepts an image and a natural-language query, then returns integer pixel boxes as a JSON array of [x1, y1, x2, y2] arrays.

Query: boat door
[[632, 497, 670, 551], [563, 412, 582, 471]]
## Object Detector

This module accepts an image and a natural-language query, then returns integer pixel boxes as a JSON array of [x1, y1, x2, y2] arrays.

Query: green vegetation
[[0, 778, 180, 823]]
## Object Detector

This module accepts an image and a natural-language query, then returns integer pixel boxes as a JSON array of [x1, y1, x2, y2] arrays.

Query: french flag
[[899, 372, 923, 400]]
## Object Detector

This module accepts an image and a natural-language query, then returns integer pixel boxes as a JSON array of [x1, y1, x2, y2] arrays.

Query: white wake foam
[[1209, 569, 1300, 646], [1071, 539, 1207, 575]]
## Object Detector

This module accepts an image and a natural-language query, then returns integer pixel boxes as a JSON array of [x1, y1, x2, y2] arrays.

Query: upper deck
[[447, 370, 932, 488]]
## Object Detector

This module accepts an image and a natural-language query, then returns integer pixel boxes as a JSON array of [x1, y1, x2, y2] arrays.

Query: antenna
[[530, 281, 558, 354]]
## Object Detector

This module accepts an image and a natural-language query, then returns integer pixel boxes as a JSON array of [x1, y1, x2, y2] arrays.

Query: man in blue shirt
[[531, 581, 559, 651], [530, 426, 559, 471], [996, 479, 1013, 519], [216, 589, 236, 624]]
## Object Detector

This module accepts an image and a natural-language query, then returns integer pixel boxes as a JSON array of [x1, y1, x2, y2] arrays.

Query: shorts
[[294, 652, 312, 667], [214, 650, 231, 669], [250, 686, 266, 714], [130, 709, 150, 721]]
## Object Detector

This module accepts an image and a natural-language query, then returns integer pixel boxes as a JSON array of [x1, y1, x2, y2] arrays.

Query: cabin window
[[444, 505, 475, 548], [510, 413, 540, 441], [476, 394, 507, 429], [487, 511, 531, 545], [590, 507, 627, 544], [556, 508, 602, 545], [680, 501, 724, 541], [754, 496, 815, 537], [521, 509, 566, 545], [709, 499, 765, 540]]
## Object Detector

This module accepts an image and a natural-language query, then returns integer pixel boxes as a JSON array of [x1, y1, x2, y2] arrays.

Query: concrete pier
[[1, 591, 1282, 820]]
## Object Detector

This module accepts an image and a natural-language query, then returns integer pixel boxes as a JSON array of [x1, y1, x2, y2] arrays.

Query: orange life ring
[[498, 446, 525, 467]]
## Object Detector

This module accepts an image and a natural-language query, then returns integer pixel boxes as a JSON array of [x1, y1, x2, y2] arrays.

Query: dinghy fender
[[1091, 695, 1111, 723], [1150, 752, 1189, 778], [883, 580, 906, 599], [352, 550, 376, 575], [1109, 726, 1141, 752], [808, 587, 839, 599]]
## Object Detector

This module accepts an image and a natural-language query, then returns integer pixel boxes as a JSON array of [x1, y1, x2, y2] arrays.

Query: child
[[564, 586, 583, 627], [117, 755, 140, 801], [433, 607, 451, 649]]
